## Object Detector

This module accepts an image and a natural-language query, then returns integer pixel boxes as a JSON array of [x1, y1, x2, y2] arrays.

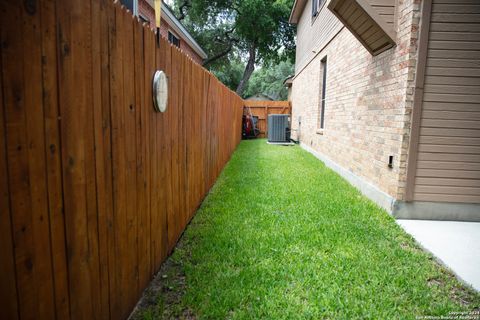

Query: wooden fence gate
[[0, 1, 243, 319], [244, 100, 291, 138]]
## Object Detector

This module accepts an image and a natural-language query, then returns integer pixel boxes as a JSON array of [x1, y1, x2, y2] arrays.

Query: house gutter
[[289, 0, 307, 24]]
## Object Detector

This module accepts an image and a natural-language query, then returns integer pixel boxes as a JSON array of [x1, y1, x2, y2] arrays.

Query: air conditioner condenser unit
[[267, 114, 291, 143]]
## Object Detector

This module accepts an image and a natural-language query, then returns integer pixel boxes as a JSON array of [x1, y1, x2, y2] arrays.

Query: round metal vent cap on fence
[[153, 70, 168, 113]]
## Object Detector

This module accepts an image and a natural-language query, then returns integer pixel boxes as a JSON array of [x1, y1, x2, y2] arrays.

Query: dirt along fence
[[244, 100, 291, 138], [0, 1, 243, 319]]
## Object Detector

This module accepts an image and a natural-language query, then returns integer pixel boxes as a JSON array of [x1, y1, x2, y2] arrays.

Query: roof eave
[[327, 0, 396, 56], [289, 0, 307, 24]]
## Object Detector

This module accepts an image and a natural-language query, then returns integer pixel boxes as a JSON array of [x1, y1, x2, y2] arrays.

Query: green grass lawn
[[134, 139, 480, 319]]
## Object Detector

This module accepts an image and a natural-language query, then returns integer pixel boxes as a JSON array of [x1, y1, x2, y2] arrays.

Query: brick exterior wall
[[138, 0, 155, 28], [157, 21, 204, 64], [291, 0, 422, 200], [138, 0, 204, 64]]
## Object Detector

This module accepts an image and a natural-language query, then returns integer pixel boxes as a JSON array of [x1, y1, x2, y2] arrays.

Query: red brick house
[[122, 0, 207, 64]]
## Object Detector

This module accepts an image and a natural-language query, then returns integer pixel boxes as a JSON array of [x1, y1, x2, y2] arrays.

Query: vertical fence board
[[134, 18, 148, 296], [177, 48, 185, 244], [178, 55, 185, 231], [91, 0, 112, 318], [109, 3, 123, 319], [201, 72, 210, 197], [156, 36, 169, 263], [192, 64, 202, 213], [184, 57, 192, 219], [111, 3, 128, 319], [0, 6, 19, 317], [2, 2, 39, 319], [56, 0, 96, 317], [142, 22, 152, 284], [105, 2, 119, 319], [170, 46, 179, 250], [146, 27, 159, 273], [163, 40, 175, 256], [167, 48, 179, 251], [121, 9, 139, 313], [143, 24, 154, 279], [152, 32, 164, 273], [84, 1, 102, 317], [21, 1, 58, 316], [40, 0, 71, 317], [152, 34, 159, 271], [178, 51, 187, 240], [150, 33, 159, 272]]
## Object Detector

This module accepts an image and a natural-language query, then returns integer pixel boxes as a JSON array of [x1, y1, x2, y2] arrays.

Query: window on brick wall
[[121, 0, 134, 11], [318, 57, 327, 130], [168, 31, 180, 47], [139, 14, 150, 25]]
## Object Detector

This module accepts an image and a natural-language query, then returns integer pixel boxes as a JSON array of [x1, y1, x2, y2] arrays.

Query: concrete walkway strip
[[397, 219, 480, 292]]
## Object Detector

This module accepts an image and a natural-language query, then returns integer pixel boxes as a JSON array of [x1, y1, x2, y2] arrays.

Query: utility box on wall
[[267, 114, 290, 143]]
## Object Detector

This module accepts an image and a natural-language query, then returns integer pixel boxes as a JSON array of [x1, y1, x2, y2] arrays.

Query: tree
[[171, 0, 295, 95], [213, 56, 245, 90], [243, 59, 294, 100]]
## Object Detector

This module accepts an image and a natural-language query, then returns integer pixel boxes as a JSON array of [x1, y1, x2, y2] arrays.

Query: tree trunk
[[236, 45, 256, 96]]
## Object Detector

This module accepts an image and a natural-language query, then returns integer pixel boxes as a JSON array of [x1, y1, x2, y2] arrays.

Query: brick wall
[[138, 0, 204, 64], [291, 0, 421, 200], [138, 0, 155, 28], [157, 19, 204, 64]]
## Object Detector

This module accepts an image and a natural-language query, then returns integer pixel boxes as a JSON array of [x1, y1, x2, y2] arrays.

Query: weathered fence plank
[[0, 12, 19, 317], [0, 0, 243, 319], [92, 0, 114, 318]]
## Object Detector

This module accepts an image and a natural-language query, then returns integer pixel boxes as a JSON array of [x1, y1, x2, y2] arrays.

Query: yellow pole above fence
[[154, 0, 162, 46], [154, 0, 162, 27]]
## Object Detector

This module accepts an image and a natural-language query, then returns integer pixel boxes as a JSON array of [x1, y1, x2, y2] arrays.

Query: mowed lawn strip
[[138, 139, 480, 319]]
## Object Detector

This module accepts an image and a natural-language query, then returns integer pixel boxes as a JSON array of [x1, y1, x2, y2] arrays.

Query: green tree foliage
[[243, 59, 293, 100], [171, 0, 295, 95], [213, 56, 245, 91]]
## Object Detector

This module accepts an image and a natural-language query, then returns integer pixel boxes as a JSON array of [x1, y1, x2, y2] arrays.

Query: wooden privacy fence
[[0, 1, 243, 319], [244, 100, 291, 138]]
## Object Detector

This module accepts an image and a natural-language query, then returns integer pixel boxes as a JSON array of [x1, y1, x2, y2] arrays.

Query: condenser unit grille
[[268, 114, 289, 143]]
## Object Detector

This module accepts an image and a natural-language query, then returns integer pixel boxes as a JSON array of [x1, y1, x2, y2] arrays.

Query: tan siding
[[416, 169, 480, 179], [417, 152, 480, 162], [416, 177, 479, 187], [422, 102, 480, 112], [421, 110, 480, 121], [419, 136, 480, 146], [295, 0, 343, 74], [415, 185, 480, 196], [417, 161, 480, 171], [414, 193, 479, 203], [413, 0, 480, 203]]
